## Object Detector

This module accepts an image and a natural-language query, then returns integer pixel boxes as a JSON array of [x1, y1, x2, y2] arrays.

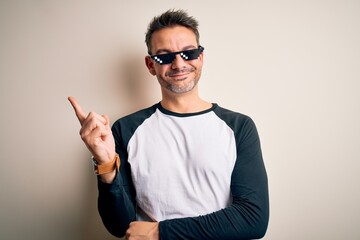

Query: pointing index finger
[[68, 96, 86, 125]]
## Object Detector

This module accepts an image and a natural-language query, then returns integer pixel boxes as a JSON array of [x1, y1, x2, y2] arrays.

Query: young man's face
[[145, 25, 204, 95]]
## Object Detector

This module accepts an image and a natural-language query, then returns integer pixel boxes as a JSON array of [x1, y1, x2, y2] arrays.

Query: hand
[[68, 96, 115, 164], [126, 221, 159, 240]]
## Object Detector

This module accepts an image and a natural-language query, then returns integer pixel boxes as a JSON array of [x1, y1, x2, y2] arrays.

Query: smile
[[166, 68, 195, 78], [170, 72, 189, 78]]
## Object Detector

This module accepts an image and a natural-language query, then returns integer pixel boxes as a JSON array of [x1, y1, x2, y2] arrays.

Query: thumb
[[102, 114, 111, 130]]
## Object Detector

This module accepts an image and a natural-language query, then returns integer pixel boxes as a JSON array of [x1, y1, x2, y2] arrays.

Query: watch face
[[91, 156, 99, 174]]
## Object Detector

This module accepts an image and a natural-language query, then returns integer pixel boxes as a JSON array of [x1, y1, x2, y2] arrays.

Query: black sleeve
[[158, 117, 269, 240], [97, 105, 157, 238], [97, 123, 137, 238]]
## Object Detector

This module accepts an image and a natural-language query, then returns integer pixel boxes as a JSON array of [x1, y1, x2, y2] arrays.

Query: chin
[[169, 80, 198, 94]]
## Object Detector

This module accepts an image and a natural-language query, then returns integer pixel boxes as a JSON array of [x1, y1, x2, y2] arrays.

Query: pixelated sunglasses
[[150, 46, 204, 65]]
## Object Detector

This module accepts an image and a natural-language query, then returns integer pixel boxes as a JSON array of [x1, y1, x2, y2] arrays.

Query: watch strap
[[93, 154, 120, 175]]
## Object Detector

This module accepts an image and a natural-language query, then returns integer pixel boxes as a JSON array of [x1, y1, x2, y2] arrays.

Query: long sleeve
[[97, 123, 137, 237], [158, 115, 269, 239], [97, 105, 158, 238]]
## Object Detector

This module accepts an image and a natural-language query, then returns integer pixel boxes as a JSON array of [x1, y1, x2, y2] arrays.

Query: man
[[69, 9, 269, 240]]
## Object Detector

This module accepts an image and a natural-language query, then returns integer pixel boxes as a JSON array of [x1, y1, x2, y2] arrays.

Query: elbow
[[102, 219, 128, 238], [108, 228, 126, 239], [234, 199, 269, 239], [251, 222, 268, 239], [248, 207, 269, 239], [237, 215, 268, 239], [99, 208, 130, 238]]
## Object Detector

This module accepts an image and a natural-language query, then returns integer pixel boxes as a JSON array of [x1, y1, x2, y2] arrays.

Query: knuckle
[[79, 130, 85, 139], [88, 111, 97, 119], [80, 132, 89, 142], [80, 134, 86, 141]]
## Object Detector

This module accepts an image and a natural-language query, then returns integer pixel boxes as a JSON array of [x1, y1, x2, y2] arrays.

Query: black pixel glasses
[[149, 46, 204, 65]]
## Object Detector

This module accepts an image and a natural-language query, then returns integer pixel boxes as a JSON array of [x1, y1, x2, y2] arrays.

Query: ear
[[198, 51, 204, 63], [145, 56, 156, 76]]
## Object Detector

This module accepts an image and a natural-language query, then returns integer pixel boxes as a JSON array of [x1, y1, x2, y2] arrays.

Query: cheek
[[155, 66, 169, 76], [152, 64, 166, 76], [189, 59, 202, 69]]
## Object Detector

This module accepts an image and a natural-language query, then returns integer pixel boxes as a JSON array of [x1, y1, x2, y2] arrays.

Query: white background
[[0, 0, 359, 239]]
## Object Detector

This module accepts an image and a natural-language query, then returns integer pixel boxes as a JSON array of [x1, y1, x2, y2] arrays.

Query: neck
[[160, 87, 212, 113]]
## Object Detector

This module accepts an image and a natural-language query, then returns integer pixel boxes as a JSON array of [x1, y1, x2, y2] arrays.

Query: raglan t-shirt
[[98, 103, 269, 239]]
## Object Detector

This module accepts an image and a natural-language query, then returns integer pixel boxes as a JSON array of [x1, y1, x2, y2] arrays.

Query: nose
[[171, 54, 187, 69]]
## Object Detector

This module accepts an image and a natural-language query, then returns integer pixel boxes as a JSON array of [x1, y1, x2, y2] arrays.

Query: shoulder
[[112, 103, 158, 129], [111, 103, 158, 144], [213, 104, 255, 130], [213, 105, 262, 150]]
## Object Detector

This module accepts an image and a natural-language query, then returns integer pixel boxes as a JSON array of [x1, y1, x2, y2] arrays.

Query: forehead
[[150, 26, 198, 52]]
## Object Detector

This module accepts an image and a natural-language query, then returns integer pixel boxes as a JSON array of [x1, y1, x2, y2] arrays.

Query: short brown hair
[[145, 9, 200, 54]]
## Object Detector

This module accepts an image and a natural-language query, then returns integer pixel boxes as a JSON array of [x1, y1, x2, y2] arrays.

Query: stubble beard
[[159, 67, 201, 94]]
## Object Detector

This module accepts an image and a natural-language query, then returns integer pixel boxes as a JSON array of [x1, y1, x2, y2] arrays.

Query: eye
[[153, 56, 163, 64], [180, 52, 189, 60], [150, 46, 204, 65]]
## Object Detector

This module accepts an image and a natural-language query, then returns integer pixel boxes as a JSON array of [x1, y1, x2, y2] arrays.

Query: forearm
[[159, 192, 269, 240], [98, 169, 116, 184], [98, 172, 136, 237]]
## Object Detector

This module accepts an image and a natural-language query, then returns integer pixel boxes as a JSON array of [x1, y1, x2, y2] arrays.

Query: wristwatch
[[92, 154, 120, 175]]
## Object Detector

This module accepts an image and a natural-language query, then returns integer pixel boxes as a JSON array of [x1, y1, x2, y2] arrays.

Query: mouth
[[170, 72, 190, 80], [166, 68, 195, 79]]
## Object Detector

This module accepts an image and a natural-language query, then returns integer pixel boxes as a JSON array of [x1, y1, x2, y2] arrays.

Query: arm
[[68, 96, 136, 236], [97, 166, 136, 237], [97, 124, 137, 237], [159, 117, 269, 239], [97, 105, 161, 238]]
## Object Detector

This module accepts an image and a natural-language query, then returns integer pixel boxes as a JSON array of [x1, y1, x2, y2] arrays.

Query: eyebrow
[[154, 45, 198, 55]]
